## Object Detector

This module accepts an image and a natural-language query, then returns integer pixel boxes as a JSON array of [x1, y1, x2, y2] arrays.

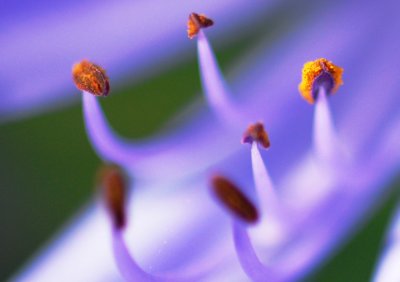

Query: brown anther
[[98, 164, 127, 229], [72, 60, 110, 96], [187, 12, 214, 39], [211, 175, 259, 224], [242, 122, 271, 149]]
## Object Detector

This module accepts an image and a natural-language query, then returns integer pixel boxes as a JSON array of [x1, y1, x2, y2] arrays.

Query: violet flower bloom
[[0, 0, 280, 122], [11, 1, 400, 282]]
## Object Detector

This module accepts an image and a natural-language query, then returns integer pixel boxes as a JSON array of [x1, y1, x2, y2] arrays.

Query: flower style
[[13, 2, 400, 282]]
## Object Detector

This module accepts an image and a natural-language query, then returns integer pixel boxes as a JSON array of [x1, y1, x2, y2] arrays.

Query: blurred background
[[1, 0, 399, 281]]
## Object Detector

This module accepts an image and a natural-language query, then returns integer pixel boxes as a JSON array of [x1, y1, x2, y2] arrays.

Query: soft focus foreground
[[0, 0, 400, 280]]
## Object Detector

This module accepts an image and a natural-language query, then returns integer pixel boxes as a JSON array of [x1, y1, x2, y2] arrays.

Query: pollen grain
[[298, 58, 343, 104]]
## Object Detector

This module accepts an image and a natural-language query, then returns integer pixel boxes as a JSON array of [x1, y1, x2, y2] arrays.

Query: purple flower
[[8, 1, 400, 281], [0, 0, 279, 122]]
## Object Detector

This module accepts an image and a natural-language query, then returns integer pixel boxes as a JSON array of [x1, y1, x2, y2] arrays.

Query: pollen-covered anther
[[187, 12, 214, 39], [298, 58, 343, 104], [72, 60, 110, 96], [211, 175, 259, 224], [98, 164, 127, 229], [242, 122, 271, 149]]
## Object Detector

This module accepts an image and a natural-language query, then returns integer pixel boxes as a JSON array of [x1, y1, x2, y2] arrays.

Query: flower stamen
[[299, 59, 344, 162], [72, 60, 147, 168], [242, 123, 280, 220], [192, 14, 244, 126], [99, 165, 214, 281], [210, 173, 280, 280], [98, 165, 153, 280]]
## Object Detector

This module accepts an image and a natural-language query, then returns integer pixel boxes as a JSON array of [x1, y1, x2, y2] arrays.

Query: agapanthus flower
[[6, 0, 400, 281], [0, 0, 280, 122]]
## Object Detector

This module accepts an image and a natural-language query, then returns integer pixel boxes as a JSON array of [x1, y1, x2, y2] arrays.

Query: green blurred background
[[1, 6, 399, 281]]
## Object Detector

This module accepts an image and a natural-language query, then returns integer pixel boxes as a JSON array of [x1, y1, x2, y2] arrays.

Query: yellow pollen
[[298, 58, 343, 104]]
